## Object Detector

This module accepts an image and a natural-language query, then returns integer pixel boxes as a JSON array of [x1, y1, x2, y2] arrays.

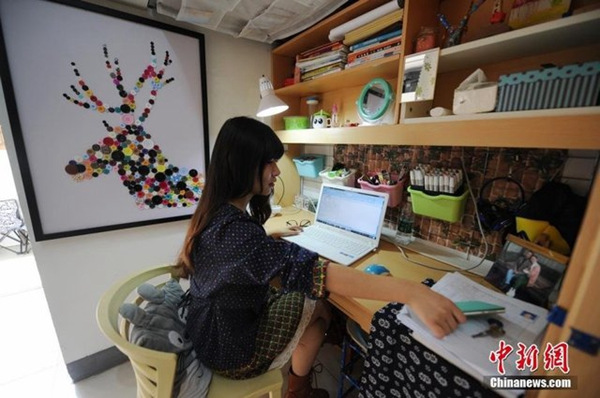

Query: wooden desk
[[265, 207, 493, 332]]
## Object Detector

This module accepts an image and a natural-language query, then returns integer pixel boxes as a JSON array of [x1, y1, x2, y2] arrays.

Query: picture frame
[[400, 47, 440, 103], [485, 234, 570, 308], [0, 0, 209, 241]]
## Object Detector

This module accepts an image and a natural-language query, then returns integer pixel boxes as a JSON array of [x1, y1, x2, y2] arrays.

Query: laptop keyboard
[[302, 227, 371, 256]]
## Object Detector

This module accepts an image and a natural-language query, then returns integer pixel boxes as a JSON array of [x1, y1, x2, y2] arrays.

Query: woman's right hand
[[406, 283, 466, 338]]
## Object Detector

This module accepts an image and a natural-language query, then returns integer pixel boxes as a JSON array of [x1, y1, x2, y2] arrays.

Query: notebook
[[283, 184, 389, 266]]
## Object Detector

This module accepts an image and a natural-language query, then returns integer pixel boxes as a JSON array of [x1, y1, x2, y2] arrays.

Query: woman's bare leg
[[290, 300, 332, 376]]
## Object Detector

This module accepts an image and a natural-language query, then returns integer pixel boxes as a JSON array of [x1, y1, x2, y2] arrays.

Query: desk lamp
[[256, 75, 288, 117]]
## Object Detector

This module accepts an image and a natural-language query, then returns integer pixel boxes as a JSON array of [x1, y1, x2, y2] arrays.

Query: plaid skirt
[[216, 288, 315, 379]]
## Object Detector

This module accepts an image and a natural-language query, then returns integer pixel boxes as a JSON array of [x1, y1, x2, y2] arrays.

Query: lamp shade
[[256, 76, 288, 117]]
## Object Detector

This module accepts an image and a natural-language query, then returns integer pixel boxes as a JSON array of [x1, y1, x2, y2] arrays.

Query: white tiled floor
[[0, 248, 351, 397]]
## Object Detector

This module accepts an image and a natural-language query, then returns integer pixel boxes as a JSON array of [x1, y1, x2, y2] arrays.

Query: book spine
[[300, 58, 346, 73], [346, 48, 401, 68], [348, 37, 401, 60], [349, 29, 402, 52], [301, 67, 343, 82], [297, 52, 347, 69], [298, 40, 345, 59], [347, 42, 400, 64], [343, 9, 404, 45], [301, 62, 345, 79]]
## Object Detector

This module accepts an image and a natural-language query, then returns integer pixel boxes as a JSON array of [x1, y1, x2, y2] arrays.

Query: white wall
[[0, 5, 271, 364]]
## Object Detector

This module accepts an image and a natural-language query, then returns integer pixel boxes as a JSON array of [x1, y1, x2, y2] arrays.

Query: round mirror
[[356, 78, 394, 124]]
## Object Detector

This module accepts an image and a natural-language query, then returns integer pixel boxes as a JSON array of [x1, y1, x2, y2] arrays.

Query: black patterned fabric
[[359, 303, 500, 398]]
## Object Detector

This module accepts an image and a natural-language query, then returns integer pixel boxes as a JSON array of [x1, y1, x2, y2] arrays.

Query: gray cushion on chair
[[119, 278, 212, 398]]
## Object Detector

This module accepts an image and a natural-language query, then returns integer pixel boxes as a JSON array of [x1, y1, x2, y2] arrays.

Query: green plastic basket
[[407, 186, 469, 223]]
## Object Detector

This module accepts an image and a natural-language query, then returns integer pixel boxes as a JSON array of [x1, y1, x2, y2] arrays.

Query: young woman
[[176, 116, 465, 398]]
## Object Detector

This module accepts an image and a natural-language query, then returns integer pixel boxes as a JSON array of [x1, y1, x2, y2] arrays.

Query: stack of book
[[342, 7, 403, 46], [345, 27, 402, 69], [294, 40, 348, 83]]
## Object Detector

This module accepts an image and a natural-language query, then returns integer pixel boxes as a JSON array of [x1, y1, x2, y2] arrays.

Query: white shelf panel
[[402, 106, 600, 123], [438, 10, 600, 73]]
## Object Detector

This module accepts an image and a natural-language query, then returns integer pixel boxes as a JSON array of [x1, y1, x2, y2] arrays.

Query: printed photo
[[485, 235, 569, 308]]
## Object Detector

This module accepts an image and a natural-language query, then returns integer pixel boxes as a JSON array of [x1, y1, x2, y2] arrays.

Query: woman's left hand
[[270, 226, 303, 240]]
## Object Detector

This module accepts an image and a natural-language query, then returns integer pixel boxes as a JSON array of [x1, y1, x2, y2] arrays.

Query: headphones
[[477, 177, 525, 231]]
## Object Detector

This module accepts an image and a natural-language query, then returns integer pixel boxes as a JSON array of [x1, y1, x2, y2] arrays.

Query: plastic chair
[[337, 319, 368, 398], [96, 264, 283, 398], [0, 199, 30, 254]]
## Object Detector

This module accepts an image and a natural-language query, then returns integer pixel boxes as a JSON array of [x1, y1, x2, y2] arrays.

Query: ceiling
[[112, 0, 350, 43]]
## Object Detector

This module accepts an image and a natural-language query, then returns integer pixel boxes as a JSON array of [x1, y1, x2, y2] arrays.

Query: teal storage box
[[496, 61, 600, 112], [293, 155, 325, 178], [407, 186, 469, 223]]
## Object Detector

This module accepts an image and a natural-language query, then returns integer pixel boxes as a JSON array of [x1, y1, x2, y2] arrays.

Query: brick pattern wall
[[334, 144, 568, 260]]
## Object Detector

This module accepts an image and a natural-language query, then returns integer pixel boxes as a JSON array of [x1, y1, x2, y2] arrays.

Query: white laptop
[[283, 184, 389, 266]]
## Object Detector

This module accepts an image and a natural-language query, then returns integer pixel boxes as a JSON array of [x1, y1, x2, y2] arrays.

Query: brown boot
[[285, 368, 329, 398]]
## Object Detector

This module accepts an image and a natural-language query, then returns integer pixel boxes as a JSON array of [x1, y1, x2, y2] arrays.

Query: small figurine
[[312, 109, 331, 129], [490, 0, 506, 24]]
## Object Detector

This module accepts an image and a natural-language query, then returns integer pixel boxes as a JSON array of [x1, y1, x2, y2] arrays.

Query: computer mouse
[[364, 264, 391, 276]]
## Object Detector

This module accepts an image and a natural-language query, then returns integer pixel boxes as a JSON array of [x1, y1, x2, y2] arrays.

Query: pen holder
[[358, 172, 405, 208], [408, 186, 469, 223]]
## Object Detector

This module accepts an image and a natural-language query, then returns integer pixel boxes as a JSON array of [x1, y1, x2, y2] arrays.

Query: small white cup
[[312, 115, 331, 129]]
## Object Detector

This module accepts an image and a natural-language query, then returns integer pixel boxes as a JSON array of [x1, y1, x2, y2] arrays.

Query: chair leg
[[0, 230, 30, 255], [337, 336, 366, 398]]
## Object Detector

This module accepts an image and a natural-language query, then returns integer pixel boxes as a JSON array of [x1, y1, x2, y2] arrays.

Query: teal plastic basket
[[293, 155, 325, 178]]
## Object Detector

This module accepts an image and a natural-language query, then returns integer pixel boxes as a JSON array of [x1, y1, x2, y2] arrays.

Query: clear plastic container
[[396, 195, 415, 245]]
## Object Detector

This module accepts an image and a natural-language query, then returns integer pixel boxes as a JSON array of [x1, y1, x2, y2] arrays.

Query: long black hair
[[176, 116, 284, 276]]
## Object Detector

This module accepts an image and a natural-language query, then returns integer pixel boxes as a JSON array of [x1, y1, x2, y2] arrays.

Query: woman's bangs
[[263, 130, 284, 162]]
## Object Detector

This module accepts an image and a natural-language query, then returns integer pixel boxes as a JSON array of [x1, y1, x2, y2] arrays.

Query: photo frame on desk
[[485, 234, 570, 308], [0, 0, 209, 241]]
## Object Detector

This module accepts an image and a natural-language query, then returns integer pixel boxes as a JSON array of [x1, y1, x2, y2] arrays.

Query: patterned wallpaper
[[334, 144, 568, 260]]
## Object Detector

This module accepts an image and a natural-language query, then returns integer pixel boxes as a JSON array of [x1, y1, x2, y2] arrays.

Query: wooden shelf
[[274, 55, 400, 97], [276, 111, 600, 149], [438, 10, 600, 73]]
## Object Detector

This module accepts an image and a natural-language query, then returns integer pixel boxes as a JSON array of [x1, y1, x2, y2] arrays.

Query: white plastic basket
[[319, 168, 356, 187]]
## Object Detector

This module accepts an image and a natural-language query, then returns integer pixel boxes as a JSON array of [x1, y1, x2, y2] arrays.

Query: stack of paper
[[398, 272, 549, 396]]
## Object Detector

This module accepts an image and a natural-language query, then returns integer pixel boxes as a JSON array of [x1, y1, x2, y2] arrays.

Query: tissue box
[[453, 69, 498, 114], [496, 61, 600, 112], [293, 155, 325, 178], [453, 81, 498, 114]]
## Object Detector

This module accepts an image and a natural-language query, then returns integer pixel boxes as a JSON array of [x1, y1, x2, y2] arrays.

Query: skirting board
[[66, 346, 127, 382]]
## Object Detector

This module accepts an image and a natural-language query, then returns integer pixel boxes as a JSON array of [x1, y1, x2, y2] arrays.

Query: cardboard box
[[496, 61, 600, 112]]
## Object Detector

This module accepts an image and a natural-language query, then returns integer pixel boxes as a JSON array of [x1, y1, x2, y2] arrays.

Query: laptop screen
[[315, 185, 388, 240]]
